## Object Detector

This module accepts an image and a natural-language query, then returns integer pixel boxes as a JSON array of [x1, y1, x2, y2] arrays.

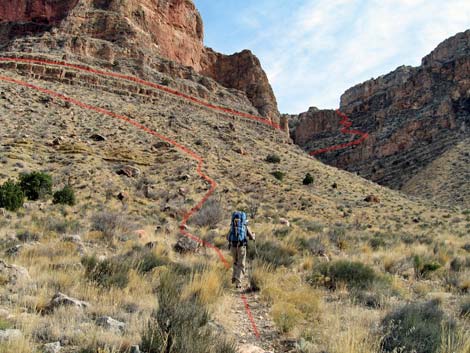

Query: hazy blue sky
[[194, 0, 470, 113]]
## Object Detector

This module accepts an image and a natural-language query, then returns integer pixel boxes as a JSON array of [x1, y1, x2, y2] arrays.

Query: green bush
[[413, 255, 442, 278], [141, 271, 236, 353], [460, 299, 470, 317], [0, 180, 24, 211], [380, 300, 456, 353], [19, 172, 52, 200], [271, 171, 285, 181], [53, 185, 76, 206], [266, 154, 281, 163], [309, 260, 377, 290], [247, 239, 295, 268], [303, 173, 314, 185]]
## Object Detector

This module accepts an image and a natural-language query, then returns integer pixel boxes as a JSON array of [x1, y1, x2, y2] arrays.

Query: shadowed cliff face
[[0, 0, 280, 123], [291, 30, 470, 191]]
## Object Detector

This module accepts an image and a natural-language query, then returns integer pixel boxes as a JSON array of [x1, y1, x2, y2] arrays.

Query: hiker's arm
[[246, 226, 255, 240]]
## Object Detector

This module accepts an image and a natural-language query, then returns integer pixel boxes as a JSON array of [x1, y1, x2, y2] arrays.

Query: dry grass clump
[[181, 263, 228, 306]]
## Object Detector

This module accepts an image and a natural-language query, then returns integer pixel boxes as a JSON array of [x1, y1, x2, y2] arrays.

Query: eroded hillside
[[0, 54, 469, 353]]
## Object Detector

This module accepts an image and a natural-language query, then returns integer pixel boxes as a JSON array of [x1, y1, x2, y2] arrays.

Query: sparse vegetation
[[380, 300, 457, 353], [191, 198, 224, 228]]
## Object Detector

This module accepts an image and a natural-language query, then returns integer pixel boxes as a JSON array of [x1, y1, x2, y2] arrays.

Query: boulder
[[117, 166, 141, 178], [0, 260, 30, 285], [238, 344, 270, 353], [45, 292, 90, 313], [0, 329, 22, 342], [89, 134, 107, 142], [43, 341, 61, 353], [174, 236, 200, 254], [5, 245, 23, 257], [96, 316, 126, 333], [364, 195, 380, 203]]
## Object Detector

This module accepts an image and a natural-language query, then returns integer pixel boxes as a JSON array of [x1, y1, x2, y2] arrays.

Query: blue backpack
[[229, 211, 247, 243]]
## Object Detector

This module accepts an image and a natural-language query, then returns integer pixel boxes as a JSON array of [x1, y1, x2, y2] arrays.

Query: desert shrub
[[191, 198, 224, 228], [309, 260, 377, 290], [450, 257, 465, 272], [161, 77, 170, 86], [273, 226, 291, 238], [272, 302, 302, 333], [53, 185, 76, 206], [369, 237, 387, 250], [413, 255, 442, 278], [271, 171, 284, 181], [380, 300, 456, 353], [81, 255, 130, 288], [16, 230, 40, 243], [141, 271, 236, 353], [0, 180, 24, 211], [266, 153, 281, 163], [303, 173, 314, 185], [90, 211, 136, 239], [19, 172, 52, 200], [460, 299, 470, 317], [247, 239, 295, 268]]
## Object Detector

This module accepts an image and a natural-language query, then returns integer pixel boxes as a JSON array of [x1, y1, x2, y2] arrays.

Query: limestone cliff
[[0, 0, 280, 123]]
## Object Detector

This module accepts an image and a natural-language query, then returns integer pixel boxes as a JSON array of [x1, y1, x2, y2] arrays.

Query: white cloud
[[242, 0, 470, 113]]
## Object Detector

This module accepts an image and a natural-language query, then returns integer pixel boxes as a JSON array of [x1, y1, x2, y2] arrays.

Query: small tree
[[53, 185, 76, 206], [0, 180, 24, 211], [19, 172, 52, 200], [271, 171, 285, 181], [303, 173, 314, 185]]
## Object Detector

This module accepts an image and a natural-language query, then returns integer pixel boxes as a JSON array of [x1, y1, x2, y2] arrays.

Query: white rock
[[43, 341, 61, 353], [0, 260, 30, 285], [45, 292, 90, 312], [0, 329, 22, 342], [96, 316, 126, 333], [238, 344, 268, 353]]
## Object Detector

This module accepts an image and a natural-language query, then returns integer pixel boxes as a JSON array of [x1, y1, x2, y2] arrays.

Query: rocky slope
[[291, 30, 470, 196], [0, 0, 280, 123]]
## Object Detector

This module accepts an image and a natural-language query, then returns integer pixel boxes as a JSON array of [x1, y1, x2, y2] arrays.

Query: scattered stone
[[152, 141, 171, 149], [0, 329, 22, 342], [233, 146, 245, 155], [178, 187, 188, 196], [117, 166, 141, 178], [238, 344, 268, 353], [43, 341, 61, 353], [89, 134, 107, 142], [96, 316, 126, 333], [0, 260, 30, 285], [52, 136, 65, 146], [179, 174, 191, 181], [117, 191, 130, 202], [63, 234, 82, 244], [174, 236, 200, 254], [5, 245, 23, 257], [364, 195, 380, 203], [279, 218, 290, 227], [45, 292, 90, 313], [130, 345, 141, 353], [145, 241, 158, 249]]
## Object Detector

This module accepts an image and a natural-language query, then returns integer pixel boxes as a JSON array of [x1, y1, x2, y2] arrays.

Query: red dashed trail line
[[309, 109, 369, 156], [0, 57, 367, 341], [0, 73, 259, 339]]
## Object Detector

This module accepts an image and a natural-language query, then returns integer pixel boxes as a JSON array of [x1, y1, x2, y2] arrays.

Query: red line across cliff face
[[309, 109, 369, 156]]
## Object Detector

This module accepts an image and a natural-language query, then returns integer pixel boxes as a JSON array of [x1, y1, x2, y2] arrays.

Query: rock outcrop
[[292, 30, 470, 191], [0, 0, 279, 123]]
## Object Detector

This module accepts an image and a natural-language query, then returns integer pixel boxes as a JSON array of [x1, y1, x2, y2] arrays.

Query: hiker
[[227, 211, 255, 289]]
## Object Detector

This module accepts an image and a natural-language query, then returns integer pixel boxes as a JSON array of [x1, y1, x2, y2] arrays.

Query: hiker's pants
[[231, 245, 247, 285]]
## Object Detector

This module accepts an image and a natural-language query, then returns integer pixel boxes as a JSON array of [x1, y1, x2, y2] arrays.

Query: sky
[[193, 0, 470, 114]]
